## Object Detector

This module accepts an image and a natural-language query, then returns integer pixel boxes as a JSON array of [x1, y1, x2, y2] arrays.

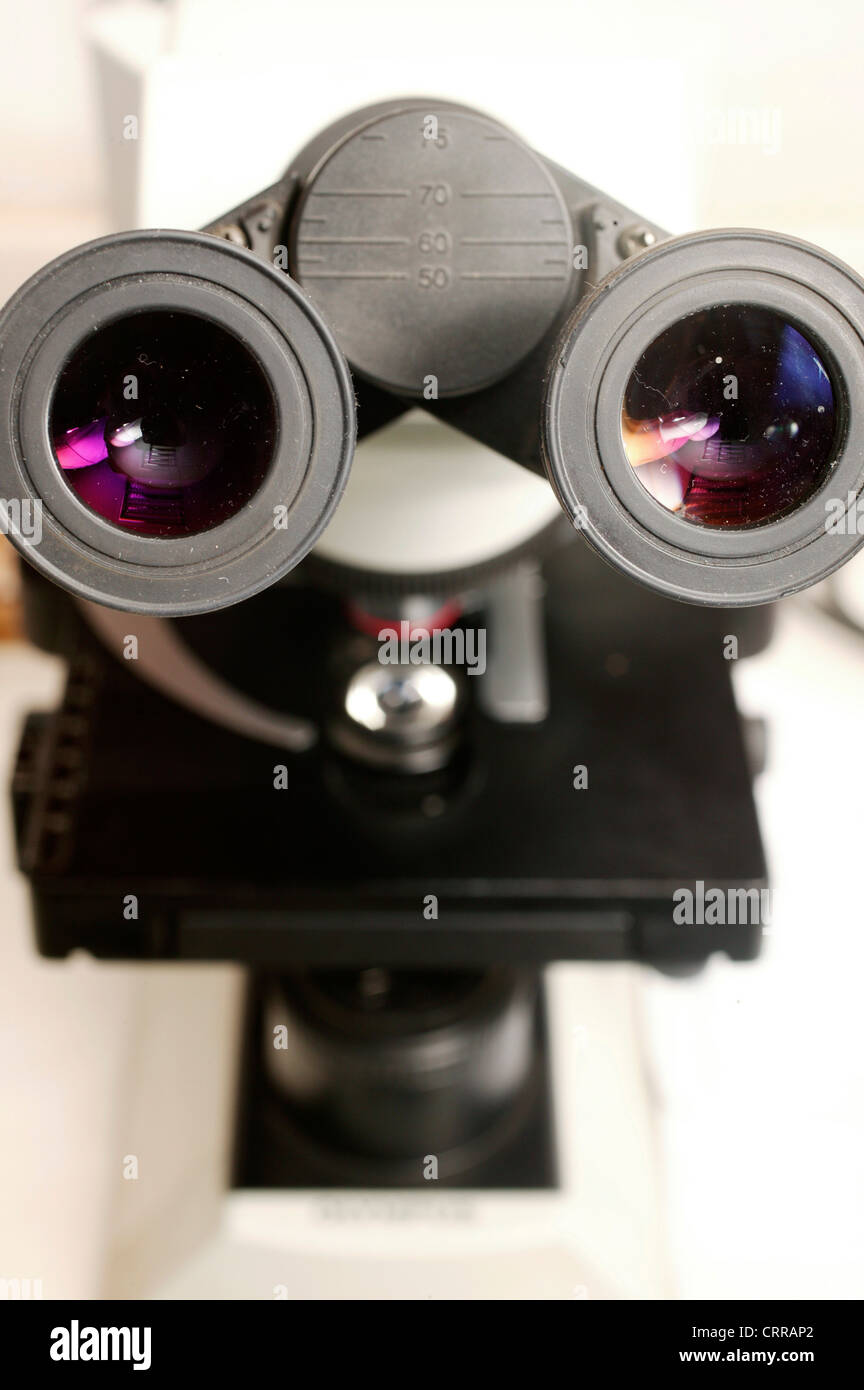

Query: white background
[[1, 0, 864, 1299]]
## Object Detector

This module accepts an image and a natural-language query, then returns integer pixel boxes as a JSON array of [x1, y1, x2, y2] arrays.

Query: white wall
[[0, 0, 104, 211], [2, 0, 863, 256]]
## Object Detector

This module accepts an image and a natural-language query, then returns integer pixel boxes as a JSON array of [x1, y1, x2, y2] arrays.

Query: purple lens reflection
[[50, 311, 276, 537]]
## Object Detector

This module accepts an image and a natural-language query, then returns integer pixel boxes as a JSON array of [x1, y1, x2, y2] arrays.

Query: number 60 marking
[[418, 230, 451, 254]]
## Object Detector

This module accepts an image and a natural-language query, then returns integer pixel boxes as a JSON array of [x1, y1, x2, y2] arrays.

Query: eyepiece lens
[[51, 311, 276, 537], [621, 304, 837, 528]]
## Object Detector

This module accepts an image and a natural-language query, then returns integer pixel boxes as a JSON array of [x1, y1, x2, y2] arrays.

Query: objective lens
[[51, 310, 276, 537], [621, 304, 838, 528]]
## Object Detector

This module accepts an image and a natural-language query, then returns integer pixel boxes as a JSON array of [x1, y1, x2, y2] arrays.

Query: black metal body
[[13, 536, 769, 970]]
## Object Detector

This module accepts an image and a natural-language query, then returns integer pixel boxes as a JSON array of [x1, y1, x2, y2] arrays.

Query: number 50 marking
[[418, 266, 451, 289]]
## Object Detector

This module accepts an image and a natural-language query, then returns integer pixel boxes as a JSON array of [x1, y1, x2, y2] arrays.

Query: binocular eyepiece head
[[3, 107, 864, 617], [0, 229, 355, 615]]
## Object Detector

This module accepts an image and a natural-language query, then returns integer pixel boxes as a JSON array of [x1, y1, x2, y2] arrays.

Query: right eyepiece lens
[[621, 304, 838, 528]]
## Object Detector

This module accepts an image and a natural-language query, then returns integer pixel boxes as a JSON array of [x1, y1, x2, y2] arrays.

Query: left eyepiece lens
[[0, 230, 356, 615], [51, 310, 277, 538]]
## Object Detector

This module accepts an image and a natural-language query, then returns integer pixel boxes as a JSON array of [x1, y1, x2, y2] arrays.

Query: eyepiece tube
[[543, 230, 864, 605], [0, 229, 355, 615]]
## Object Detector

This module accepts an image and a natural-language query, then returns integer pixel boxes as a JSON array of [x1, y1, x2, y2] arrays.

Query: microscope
[[2, 99, 863, 1297]]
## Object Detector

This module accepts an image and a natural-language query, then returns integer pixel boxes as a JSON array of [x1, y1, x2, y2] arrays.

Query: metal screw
[[217, 224, 250, 248], [617, 225, 657, 259]]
